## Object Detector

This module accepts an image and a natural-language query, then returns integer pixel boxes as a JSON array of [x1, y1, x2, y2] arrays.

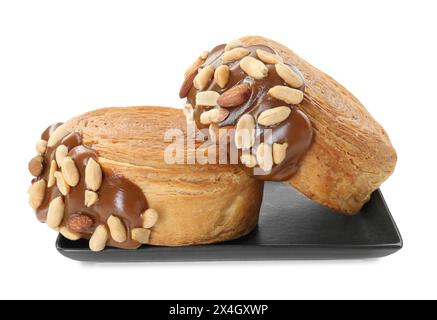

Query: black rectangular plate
[[56, 182, 402, 262]]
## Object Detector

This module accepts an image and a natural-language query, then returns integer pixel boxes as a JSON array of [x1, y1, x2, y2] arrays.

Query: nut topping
[[273, 142, 288, 165], [235, 114, 255, 149], [200, 107, 229, 125], [55, 145, 68, 167], [107, 215, 127, 243], [214, 65, 230, 88], [36, 140, 48, 155], [47, 160, 57, 187], [89, 225, 108, 252], [256, 49, 283, 64], [224, 39, 243, 52], [67, 214, 94, 233], [221, 47, 250, 63], [239, 56, 268, 80], [196, 91, 220, 106], [61, 156, 80, 187], [184, 56, 204, 79], [200, 50, 209, 60], [268, 85, 304, 104], [84, 190, 99, 207], [142, 208, 159, 229], [217, 84, 251, 108], [257, 106, 291, 126], [47, 124, 70, 147], [193, 66, 214, 91], [28, 156, 44, 177], [179, 69, 197, 98], [240, 153, 257, 168], [131, 228, 151, 244], [59, 226, 81, 241], [85, 158, 102, 191], [28, 179, 46, 210], [275, 63, 303, 88], [46, 196, 64, 229], [256, 143, 273, 172], [55, 171, 70, 196]]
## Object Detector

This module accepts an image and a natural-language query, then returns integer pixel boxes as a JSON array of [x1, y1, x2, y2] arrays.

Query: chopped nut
[[107, 215, 127, 243], [275, 63, 304, 88], [184, 57, 203, 79], [84, 190, 99, 207], [200, 107, 229, 125], [239, 56, 268, 79], [47, 124, 70, 147], [131, 228, 151, 244], [196, 91, 220, 106], [257, 106, 291, 126], [142, 208, 159, 229], [55, 145, 68, 167], [193, 66, 214, 91], [55, 171, 70, 196], [200, 50, 209, 60], [28, 156, 44, 177], [59, 226, 81, 241], [256, 49, 283, 64], [224, 39, 243, 51], [268, 86, 304, 104], [221, 47, 250, 63], [36, 140, 48, 155], [214, 65, 230, 88], [235, 114, 255, 149], [68, 214, 94, 233], [256, 143, 273, 172], [47, 160, 57, 187], [85, 158, 102, 191], [47, 196, 64, 229], [89, 225, 108, 252], [273, 142, 288, 165], [61, 157, 80, 187], [28, 179, 46, 210]]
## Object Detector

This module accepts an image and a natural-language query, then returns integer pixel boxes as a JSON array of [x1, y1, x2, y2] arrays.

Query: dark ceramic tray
[[56, 182, 402, 262]]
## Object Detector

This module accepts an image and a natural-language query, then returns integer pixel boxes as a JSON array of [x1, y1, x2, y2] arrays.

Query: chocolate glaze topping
[[34, 124, 148, 249], [181, 44, 313, 181]]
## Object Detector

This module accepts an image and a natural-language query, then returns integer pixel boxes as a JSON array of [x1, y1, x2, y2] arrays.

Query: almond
[[47, 124, 70, 147], [235, 114, 255, 149], [224, 39, 243, 52], [200, 107, 229, 125], [55, 171, 70, 196], [55, 145, 68, 167], [28, 156, 44, 177], [68, 213, 94, 233], [257, 106, 291, 126], [107, 215, 127, 243], [36, 140, 48, 155], [273, 142, 288, 165], [89, 225, 108, 252], [256, 49, 283, 64], [240, 153, 257, 168], [268, 85, 304, 104], [256, 143, 273, 172], [28, 179, 46, 210], [214, 65, 230, 88], [193, 66, 214, 91], [61, 156, 79, 187], [184, 56, 204, 79], [179, 68, 197, 98], [59, 226, 81, 241], [275, 63, 303, 88], [84, 190, 99, 207], [142, 208, 159, 229], [85, 158, 102, 191], [221, 47, 250, 63], [196, 91, 220, 106], [47, 160, 57, 187], [47, 196, 64, 229], [217, 84, 251, 108], [240, 56, 268, 79], [131, 228, 151, 244]]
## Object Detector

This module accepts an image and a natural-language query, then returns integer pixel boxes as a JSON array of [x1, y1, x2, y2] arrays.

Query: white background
[[0, 0, 436, 300]]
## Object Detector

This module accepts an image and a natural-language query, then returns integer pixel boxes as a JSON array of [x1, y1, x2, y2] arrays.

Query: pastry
[[179, 36, 397, 214], [28, 106, 263, 251]]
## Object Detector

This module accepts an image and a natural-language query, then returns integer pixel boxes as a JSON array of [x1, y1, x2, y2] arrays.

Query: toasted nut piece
[[200, 50, 209, 60], [131, 228, 151, 244], [47, 124, 70, 147], [142, 208, 159, 229], [55, 145, 68, 167], [179, 68, 198, 98], [214, 65, 230, 88], [36, 140, 48, 155], [85, 158, 102, 191], [200, 107, 229, 125], [47, 160, 57, 187], [29, 179, 46, 209], [47, 196, 64, 229], [28, 156, 44, 177], [273, 142, 288, 165], [256, 49, 283, 64], [218, 84, 251, 108], [107, 215, 127, 243], [184, 57, 204, 79], [61, 157, 80, 187], [84, 190, 99, 207], [224, 39, 243, 51], [256, 143, 273, 172], [55, 171, 70, 196], [193, 66, 214, 91], [221, 47, 250, 63], [196, 91, 220, 106], [275, 63, 303, 88], [89, 225, 108, 252], [240, 153, 257, 168], [68, 214, 94, 233], [268, 86, 304, 104], [257, 106, 291, 126], [59, 226, 81, 241], [235, 114, 255, 149], [240, 56, 268, 80]]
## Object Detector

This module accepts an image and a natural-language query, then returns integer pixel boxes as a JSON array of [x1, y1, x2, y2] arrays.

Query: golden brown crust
[[240, 36, 397, 214], [66, 106, 263, 245]]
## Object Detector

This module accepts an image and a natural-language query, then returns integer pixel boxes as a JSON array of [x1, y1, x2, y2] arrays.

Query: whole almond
[[29, 179, 46, 210], [256, 143, 273, 172], [85, 158, 102, 191], [59, 226, 81, 241], [36, 140, 48, 155], [48, 124, 70, 147], [47, 196, 64, 229], [131, 228, 151, 244], [68, 213, 94, 233], [235, 114, 255, 149], [224, 39, 242, 52], [193, 66, 214, 91], [28, 156, 44, 177], [214, 65, 230, 88], [142, 208, 159, 229], [89, 225, 108, 252], [275, 63, 303, 88], [217, 84, 251, 108], [179, 68, 197, 98], [200, 107, 229, 125], [273, 142, 289, 165], [107, 215, 127, 243], [221, 47, 250, 63], [256, 49, 283, 64], [240, 153, 257, 168], [47, 160, 57, 187], [196, 91, 220, 106], [55, 145, 68, 167], [55, 171, 70, 196], [61, 156, 80, 187], [240, 56, 268, 80], [84, 190, 99, 207], [257, 106, 291, 126], [268, 86, 304, 104]]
